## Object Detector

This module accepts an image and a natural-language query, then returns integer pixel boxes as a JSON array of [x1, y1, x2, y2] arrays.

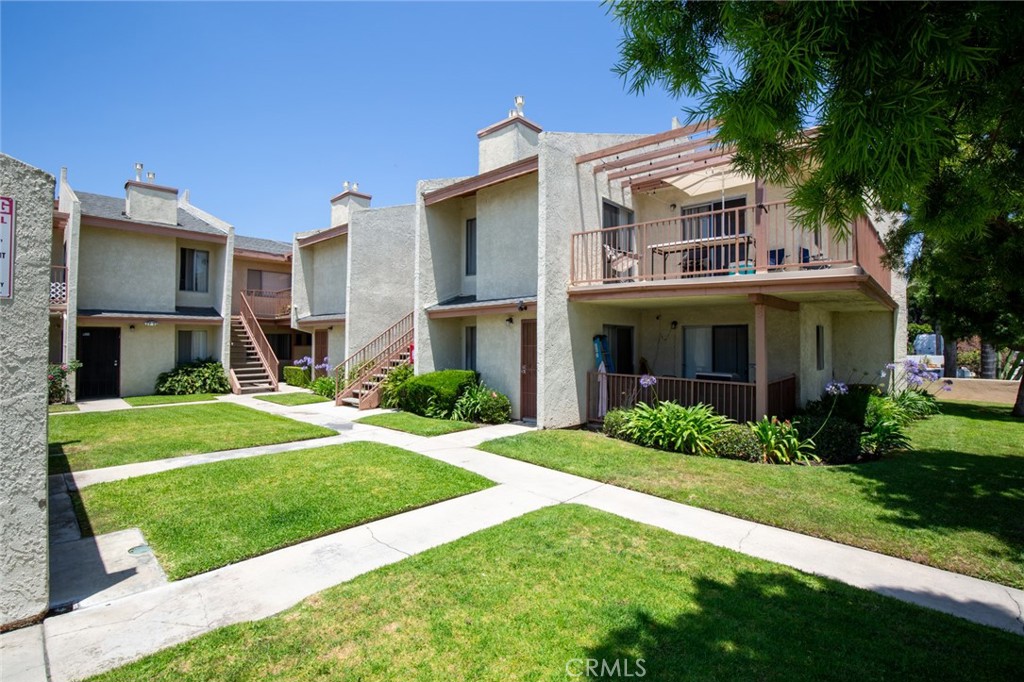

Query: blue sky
[[2, 1, 689, 240]]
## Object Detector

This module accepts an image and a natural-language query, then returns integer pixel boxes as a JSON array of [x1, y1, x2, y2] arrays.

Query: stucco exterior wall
[[311, 237, 346, 316], [476, 174, 538, 301], [345, 204, 416, 353], [418, 316, 461, 374], [77, 225, 176, 312], [535, 131, 647, 428], [0, 155, 53, 629], [231, 257, 290, 314], [125, 183, 177, 225], [475, 313, 535, 420], [291, 238, 312, 323], [636, 304, 755, 378], [833, 311, 894, 384], [478, 121, 539, 173], [57, 173, 81, 401], [798, 304, 834, 403]]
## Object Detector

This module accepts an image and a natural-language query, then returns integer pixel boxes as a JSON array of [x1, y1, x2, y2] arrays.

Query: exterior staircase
[[335, 312, 414, 409], [228, 292, 280, 394]]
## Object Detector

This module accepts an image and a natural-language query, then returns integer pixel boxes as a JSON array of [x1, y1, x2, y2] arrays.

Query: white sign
[[0, 196, 13, 299]]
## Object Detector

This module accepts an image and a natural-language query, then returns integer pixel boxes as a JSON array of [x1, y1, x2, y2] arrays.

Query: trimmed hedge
[[397, 370, 478, 418], [709, 424, 763, 462], [283, 366, 310, 388], [793, 414, 863, 464]]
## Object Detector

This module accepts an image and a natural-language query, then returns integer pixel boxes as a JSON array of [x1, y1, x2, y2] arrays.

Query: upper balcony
[[241, 288, 291, 320], [570, 201, 890, 294]]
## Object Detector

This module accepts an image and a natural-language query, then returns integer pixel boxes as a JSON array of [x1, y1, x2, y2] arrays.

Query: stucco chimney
[[476, 96, 542, 173], [330, 182, 372, 226], [125, 166, 178, 225]]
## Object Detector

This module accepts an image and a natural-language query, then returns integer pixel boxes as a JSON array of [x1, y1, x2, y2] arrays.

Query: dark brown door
[[313, 329, 328, 378], [520, 319, 537, 420], [77, 327, 120, 398]]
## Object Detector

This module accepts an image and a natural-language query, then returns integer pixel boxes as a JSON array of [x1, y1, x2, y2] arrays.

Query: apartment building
[[49, 168, 296, 399], [414, 107, 906, 427]]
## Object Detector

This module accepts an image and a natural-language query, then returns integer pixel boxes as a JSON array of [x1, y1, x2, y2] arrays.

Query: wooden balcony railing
[[570, 201, 887, 289], [586, 371, 798, 424], [242, 288, 291, 319], [50, 265, 68, 306]]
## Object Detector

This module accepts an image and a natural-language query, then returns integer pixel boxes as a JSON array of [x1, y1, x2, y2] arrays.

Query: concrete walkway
[[8, 402, 1023, 681]]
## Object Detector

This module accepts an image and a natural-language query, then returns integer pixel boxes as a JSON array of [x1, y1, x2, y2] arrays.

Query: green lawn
[[75, 443, 493, 580], [123, 394, 220, 407], [48, 403, 79, 414], [358, 411, 478, 437], [480, 402, 1024, 589], [256, 393, 331, 406], [49, 403, 336, 474], [93, 505, 1021, 682]]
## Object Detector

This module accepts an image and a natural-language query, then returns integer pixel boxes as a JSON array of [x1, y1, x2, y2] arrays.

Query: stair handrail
[[238, 291, 279, 389], [334, 311, 414, 397]]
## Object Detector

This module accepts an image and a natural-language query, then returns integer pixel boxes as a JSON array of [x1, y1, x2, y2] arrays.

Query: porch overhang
[[568, 270, 895, 311], [296, 224, 347, 247], [80, 215, 228, 244], [77, 307, 224, 325], [295, 313, 346, 329], [422, 156, 539, 206], [426, 295, 537, 319]]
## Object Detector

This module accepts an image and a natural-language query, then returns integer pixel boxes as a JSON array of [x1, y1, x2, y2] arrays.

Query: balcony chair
[[603, 244, 640, 281]]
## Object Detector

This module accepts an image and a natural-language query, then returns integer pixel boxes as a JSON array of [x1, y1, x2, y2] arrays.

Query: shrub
[[709, 424, 763, 462], [283, 365, 310, 388], [397, 370, 477, 418], [451, 383, 511, 424], [749, 417, 817, 465], [602, 408, 631, 440], [379, 363, 413, 409], [803, 383, 878, 426], [861, 394, 912, 457], [891, 388, 940, 421], [48, 360, 82, 404], [795, 414, 863, 464], [620, 402, 731, 455], [155, 358, 230, 395], [957, 349, 981, 376], [310, 376, 336, 399]]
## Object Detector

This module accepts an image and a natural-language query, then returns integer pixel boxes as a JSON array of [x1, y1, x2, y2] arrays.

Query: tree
[[612, 0, 1024, 416]]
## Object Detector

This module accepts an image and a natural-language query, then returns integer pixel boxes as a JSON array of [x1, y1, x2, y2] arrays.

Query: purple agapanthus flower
[[639, 374, 657, 388], [825, 380, 848, 396]]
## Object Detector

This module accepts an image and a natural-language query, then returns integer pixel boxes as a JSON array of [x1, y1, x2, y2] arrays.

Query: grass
[[48, 403, 336, 474], [48, 403, 79, 413], [75, 443, 493, 580], [480, 401, 1024, 589], [122, 393, 220, 407], [94, 505, 1022, 682], [358, 411, 477, 437], [255, 393, 331, 406]]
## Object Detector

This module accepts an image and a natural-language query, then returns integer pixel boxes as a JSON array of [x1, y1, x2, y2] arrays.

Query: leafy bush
[[795, 414, 863, 464], [709, 424, 763, 462], [379, 363, 413, 409], [803, 383, 878, 426], [891, 388, 940, 421], [620, 402, 731, 455], [602, 408, 631, 440], [48, 360, 82, 404], [155, 359, 230, 395], [749, 417, 817, 464], [310, 376, 336, 400], [283, 365, 310, 388], [957, 349, 981, 376], [397, 370, 477, 418], [861, 418, 912, 457], [451, 383, 511, 424], [907, 322, 933, 339]]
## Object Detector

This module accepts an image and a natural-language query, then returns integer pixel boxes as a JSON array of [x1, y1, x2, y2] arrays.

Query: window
[[816, 325, 825, 371], [682, 324, 749, 381], [246, 269, 290, 292], [179, 248, 209, 292], [465, 218, 477, 276], [465, 326, 477, 372], [177, 330, 208, 365]]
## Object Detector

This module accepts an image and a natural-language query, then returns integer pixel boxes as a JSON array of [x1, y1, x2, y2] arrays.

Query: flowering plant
[[886, 358, 953, 394], [314, 356, 331, 372], [293, 356, 313, 368], [48, 360, 82, 404]]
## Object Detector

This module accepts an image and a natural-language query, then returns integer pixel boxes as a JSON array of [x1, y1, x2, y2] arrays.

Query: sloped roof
[[77, 191, 225, 237], [235, 234, 292, 256]]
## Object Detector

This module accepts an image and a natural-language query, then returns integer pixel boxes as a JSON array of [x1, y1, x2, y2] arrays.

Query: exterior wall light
[[505, 317, 514, 327], [144, 320, 157, 327]]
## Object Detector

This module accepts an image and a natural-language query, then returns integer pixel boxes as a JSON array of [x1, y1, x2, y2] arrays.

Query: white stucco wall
[[0, 154, 53, 629], [291, 237, 312, 324], [833, 311, 894, 385], [58, 172, 81, 401], [345, 204, 416, 354], [77, 226, 176, 312], [536, 131, 646, 428], [478, 120, 540, 173], [311, 237, 347, 316], [475, 313, 535, 420], [124, 183, 177, 225], [174, 238, 227, 312], [798, 304, 835, 404], [476, 174, 538, 301]]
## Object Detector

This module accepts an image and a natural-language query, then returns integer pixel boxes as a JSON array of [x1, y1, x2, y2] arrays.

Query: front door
[[520, 319, 537, 420], [77, 327, 120, 398], [313, 329, 328, 378]]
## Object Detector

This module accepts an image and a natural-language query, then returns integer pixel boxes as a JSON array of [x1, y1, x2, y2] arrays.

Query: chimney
[[329, 181, 372, 226], [476, 95, 542, 173], [125, 163, 179, 225]]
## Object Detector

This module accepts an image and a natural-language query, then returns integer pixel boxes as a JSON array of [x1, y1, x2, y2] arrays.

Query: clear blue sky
[[2, 1, 689, 241]]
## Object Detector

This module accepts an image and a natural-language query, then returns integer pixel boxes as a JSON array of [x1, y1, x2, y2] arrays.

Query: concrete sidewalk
[[10, 411, 1023, 681]]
